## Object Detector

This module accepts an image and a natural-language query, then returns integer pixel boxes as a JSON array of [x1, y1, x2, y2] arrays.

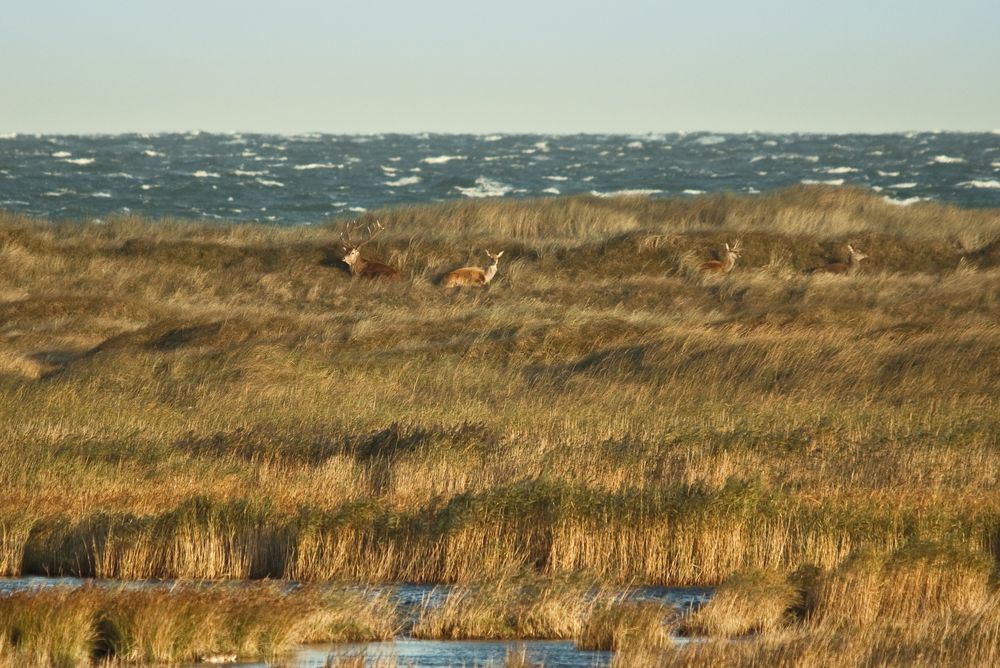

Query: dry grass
[[0, 584, 395, 666], [1, 186, 1000, 661]]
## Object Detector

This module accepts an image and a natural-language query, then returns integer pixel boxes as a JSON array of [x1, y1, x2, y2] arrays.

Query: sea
[[1, 132, 998, 225]]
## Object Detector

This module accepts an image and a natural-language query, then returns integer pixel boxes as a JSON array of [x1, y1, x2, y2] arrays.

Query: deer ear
[[496, 251, 503, 257], [847, 244, 854, 252]]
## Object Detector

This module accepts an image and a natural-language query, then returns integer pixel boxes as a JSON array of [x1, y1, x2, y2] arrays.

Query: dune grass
[[1, 185, 1000, 661], [0, 583, 395, 666]]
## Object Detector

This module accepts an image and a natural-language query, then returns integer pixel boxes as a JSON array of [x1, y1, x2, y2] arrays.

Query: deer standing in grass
[[442, 250, 504, 288], [340, 221, 401, 281], [817, 244, 868, 276], [700, 241, 741, 274]]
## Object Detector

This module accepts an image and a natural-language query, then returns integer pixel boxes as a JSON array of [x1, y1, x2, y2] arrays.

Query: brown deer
[[441, 250, 504, 288], [816, 244, 868, 276], [340, 220, 401, 281], [700, 241, 741, 274]]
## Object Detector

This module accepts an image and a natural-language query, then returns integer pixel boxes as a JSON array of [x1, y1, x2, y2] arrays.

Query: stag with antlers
[[700, 240, 742, 275], [340, 220, 401, 281]]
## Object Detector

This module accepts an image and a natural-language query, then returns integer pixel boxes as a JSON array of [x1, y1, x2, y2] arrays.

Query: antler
[[359, 219, 387, 248], [730, 239, 742, 252], [340, 220, 359, 249]]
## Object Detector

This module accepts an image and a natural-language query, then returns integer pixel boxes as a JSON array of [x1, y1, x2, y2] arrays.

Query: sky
[[2, 0, 998, 134]]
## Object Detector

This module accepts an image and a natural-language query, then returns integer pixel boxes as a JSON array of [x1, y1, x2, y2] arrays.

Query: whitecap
[[51, 151, 72, 158], [380, 165, 398, 174], [884, 196, 925, 206], [256, 178, 285, 187], [544, 176, 568, 181], [542, 187, 561, 195], [63, 158, 95, 165], [0, 132, 16, 139], [800, 179, 844, 186], [91, 192, 112, 198], [825, 166, 859, 174], [694, 135, 726, 145], [422, 155, 466, 164], [626, 141, 644, 149], [110, 172, 136, 180], [234, 169, 268, 176], [957, 179, 1000, 189], [534, 141, 550, 152], [683, 189, 705, 195], [890, 182, 918, 189], [384, 176, 421, 187], [870, 150, 884, 156], [931, 155, 964, 164], [454, 176, 513, 198], [877, 170, 900, 177], [483, 134, 503, 142], [143, 150, 164, 157], [349, 206, 367, 212], [389, 156, 402, 162], [140, 184, 157, 190], [991, 162, 1000, 169], [749, 155, 767, 163], [193, 170, 220, 178], [294, 163, 342, 170], [590, 188, 663, 198]]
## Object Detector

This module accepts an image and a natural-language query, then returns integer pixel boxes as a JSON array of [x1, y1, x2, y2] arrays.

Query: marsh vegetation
[[1, 186, 999, 664]]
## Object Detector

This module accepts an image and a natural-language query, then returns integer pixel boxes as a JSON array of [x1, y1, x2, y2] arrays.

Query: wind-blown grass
[[1, 186, 999, 662]]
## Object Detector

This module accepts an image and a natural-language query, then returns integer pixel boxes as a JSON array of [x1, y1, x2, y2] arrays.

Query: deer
[[700, 241, 741, 274], [441, 250, 504, 288], [816, 244, 868, 276], [340, 220, 401, 281]]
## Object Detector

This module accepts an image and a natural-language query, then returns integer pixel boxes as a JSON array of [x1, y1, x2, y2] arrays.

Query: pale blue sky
[[2, 0, 997, 134]]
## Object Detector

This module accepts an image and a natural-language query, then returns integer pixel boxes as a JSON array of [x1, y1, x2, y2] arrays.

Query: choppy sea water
[[1, 132, 998, 224]]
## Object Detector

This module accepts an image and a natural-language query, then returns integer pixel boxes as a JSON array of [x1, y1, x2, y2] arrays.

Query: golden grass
[[0, 584, 395, 666], [1, 185, 1000, 665]]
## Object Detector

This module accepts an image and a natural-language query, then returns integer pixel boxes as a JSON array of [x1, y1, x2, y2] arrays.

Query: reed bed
[[0, 584, 395, 666], [1, 186, 999, 661]]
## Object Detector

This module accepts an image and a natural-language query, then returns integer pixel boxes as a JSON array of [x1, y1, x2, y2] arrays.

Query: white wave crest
[[889, 182, 918, 189], [51, 151, 72, 158], [542, 187, 561, 195], [683, 189, 705, 195], [694, 135, 726, 145], [825, 166, 859, 174], [534, 141, 550, 152], [544, 175, 568, 181], [800, 179, 844, 186], [422, 155, 466, 164], [294, 163, 342, 170], [143, 150, 164, 157], [349, 206, 367, 212], [931, 155, 964, 164], [884, 196, 925, 206], [0, 133, 16, 139], [626, 141, 644, 149], [454, 177, 513, 198], [140, 184, 157, 190], [255, 178, 285, 188], [63, 158, 95, 165], [483, 134, 504, 142], [193, 170, 220, 178], [233, 169, 268, 176], [91, 192, 112, 198], [385, 176, 422, 187], [591, 188, 662, 198], [957, 179, 1000, 189], [877, 170, 900, 177]]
